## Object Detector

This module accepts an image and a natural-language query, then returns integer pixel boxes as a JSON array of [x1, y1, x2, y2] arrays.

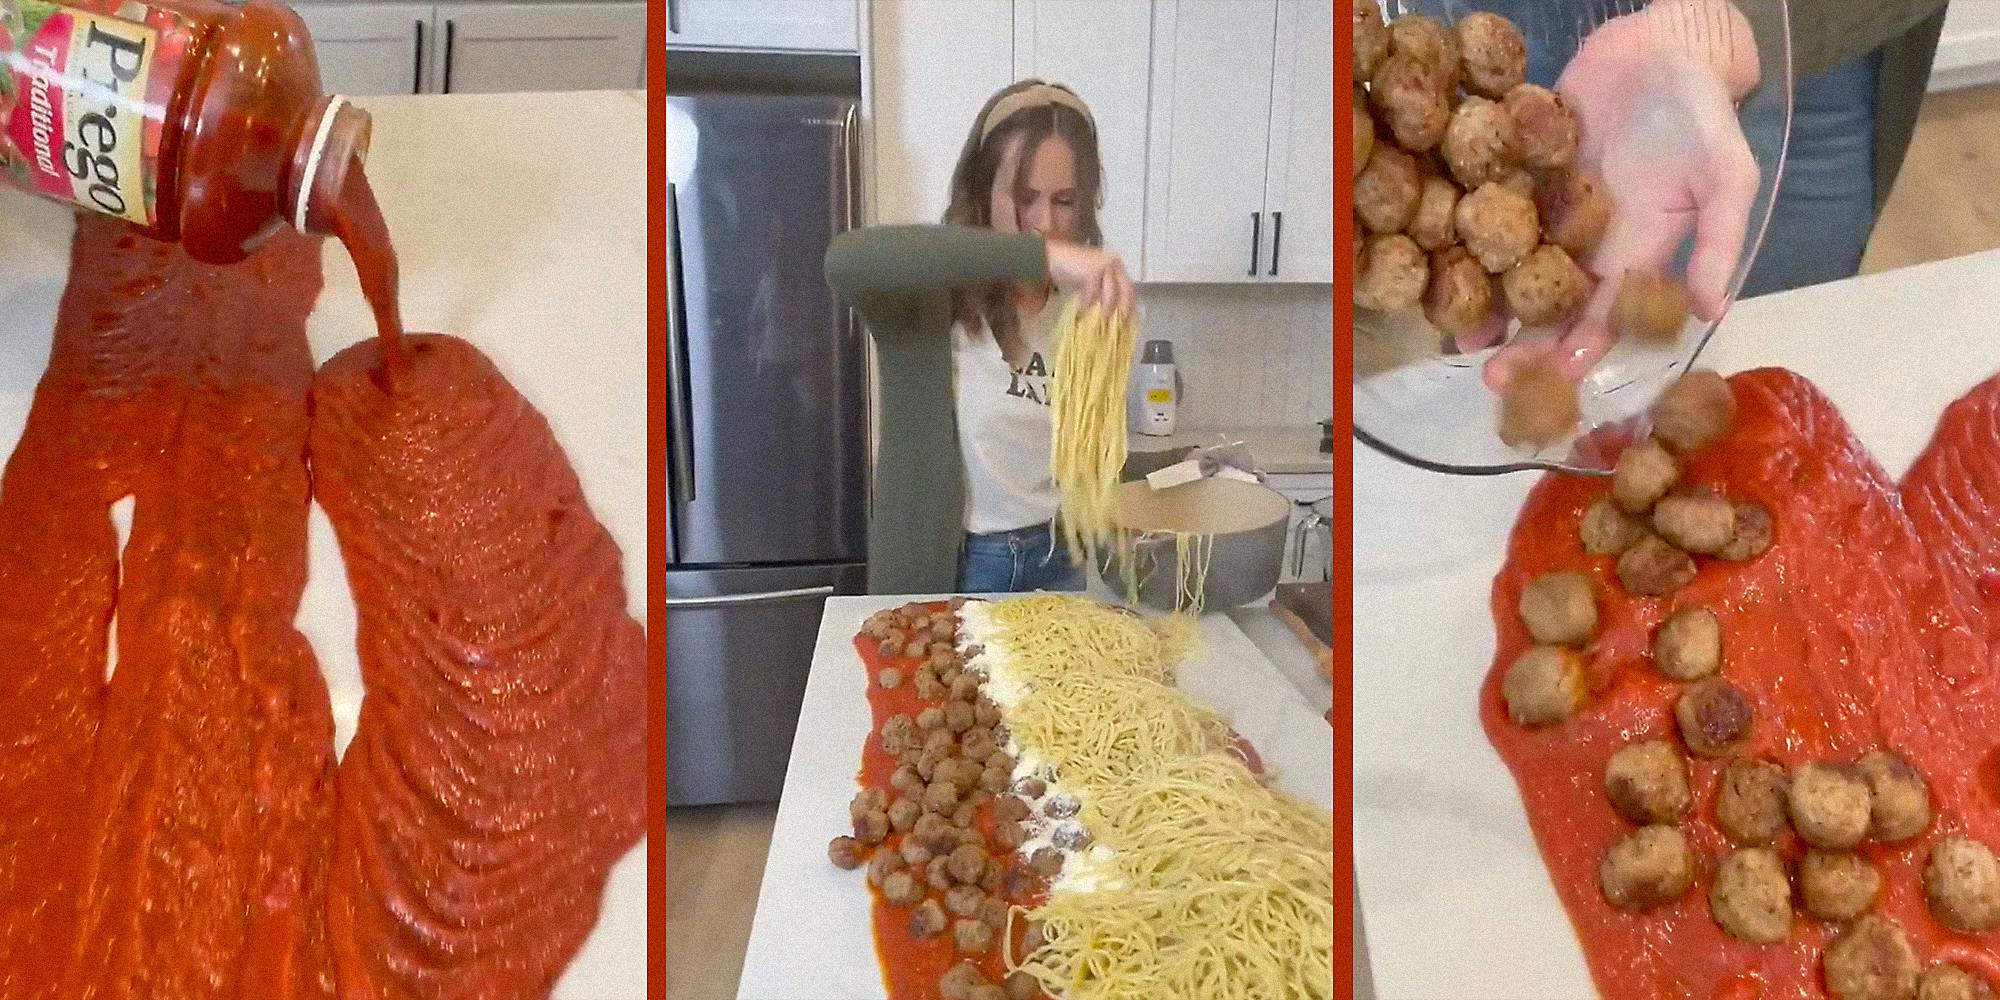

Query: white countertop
[[1129, 423, 1334, 475], [0, 90, 646, 997], [737, 592, 1335, 1000], [1354, 248, 2000, 999]]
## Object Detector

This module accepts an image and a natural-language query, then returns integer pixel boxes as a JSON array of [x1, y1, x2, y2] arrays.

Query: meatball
[[1455, 12, 1527, 98], [1408, 174, 1460, 251], [968, 986, 1008, 1000], [1580, 497, 1649, 556], [1824, 914, 1920, 1000], [1442, 97, 1520, 188], [1456, 181, 1539, 273], [1495, 167, 1537, 200], [1653, 607, 1722, 681], [1614, 271, 1692, 344], [981, 766, 1009, 795], [1029, 847, 1064, 877], [1351, 92, 1375, 180], [1604, 739, 1691, 825], [1356, 234, 1428, 312], [892, 764, 926, 799], [1387, 14, 1459, 90], [1044, 792, 1080, 819], [1717, 503, 1775, 561], [1612, 439, 1679, 514], [925, 780, 960, 815], [1353, 0, 1389, 81], [1501, 243, 1590, 327], [888, 797, 922, 832], [1599, 824, 1695, 911], [1618, 535, 1697, 597], [828, 835, 862, 870], [945, 883, 984, 918], [1519, 570, 1597, 646], [866, 849, 906, 889], [1535, 168, 1612, 257], [1654, 490, 1738, 555], [1920, 965, 1998, 1000], [995, 795, 1030, 823], [948, 842, 988, 884], [1004, 970, 1042, 1000], [947, 700, 977, 733], [1496, 363, 1579, 451], [978, 895, 1008, 930], [909, 898, 948, 938], [852, 787, 888, 819], [953, 918, 995, 955], [939, 962, 986, 1000], [1789, 763, 1872, 850], [913, 812, 955, 851], [1858, 750, 1930, 842], [1369, 54, 1450, 152], [1675, 677, 1753, 758], [1501, 645, 1586, 726], [1718, 758, 1791, 846], [1051, 823, 1093, 851], [927, 855, 954, 891], [854, 809, 891, 845], [1926, 836, 2000, 932], [924, 728, 957, 758], [1654, 371, 1737, 453], [1711, 847, 1792, 943], [879, 667, 904, 689], [883, 868, 925, 906], [1504, 83, 1579, 170], [950, 672, 982, 703], [994, 819, 1027, 852], [900, 837, 934, 869], [1424, 246, 1495, 338], [1801, 850, 1882, 923]]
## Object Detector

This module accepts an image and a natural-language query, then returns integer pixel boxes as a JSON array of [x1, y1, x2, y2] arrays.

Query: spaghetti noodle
[[1048, 298, 1137, 569], [964, 594, 1334, 1000]]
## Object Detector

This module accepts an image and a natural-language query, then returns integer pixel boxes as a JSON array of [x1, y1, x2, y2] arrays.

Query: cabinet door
[[866, 0, 1014, 225], [293, 3, 429, 97], [1012, 0, 1152, 272], [666, 0, 857, 53], [1143, 0, 1279, 283], [1264, 0, 1335, 283], [433, 2, 646, 94]]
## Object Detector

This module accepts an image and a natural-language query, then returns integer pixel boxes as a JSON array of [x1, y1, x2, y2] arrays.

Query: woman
[[826, 80, 1135, 595]]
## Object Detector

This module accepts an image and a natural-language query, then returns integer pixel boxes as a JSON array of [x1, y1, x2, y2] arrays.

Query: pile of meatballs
[[1498, 374, 2000, 1000], [826, 600, 1062, 1000]]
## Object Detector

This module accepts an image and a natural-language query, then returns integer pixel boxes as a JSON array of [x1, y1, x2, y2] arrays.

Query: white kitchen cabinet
[[432, 3, 646, 93], [866, 0, 1014, 225], [1264, 0, 1335, 282], [292, 3, 431, 97], [1143, 0, 1278, 284], [666, 0, 857, 53], [1143, 0, 1334, 284], [1011, 0, 1152, 270], [296, 1, 644, 96]]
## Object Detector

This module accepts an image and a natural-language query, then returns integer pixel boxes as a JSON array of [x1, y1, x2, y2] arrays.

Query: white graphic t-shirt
[[953, 301, 1064, 535]]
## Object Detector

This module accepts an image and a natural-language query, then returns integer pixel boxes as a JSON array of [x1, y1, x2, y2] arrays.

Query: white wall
[[1134, 284, 1334, 429], [1931, 3, 2000, 91]]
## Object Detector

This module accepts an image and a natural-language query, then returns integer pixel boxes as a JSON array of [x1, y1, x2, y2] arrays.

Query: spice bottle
[[0, 0, 370, 263]]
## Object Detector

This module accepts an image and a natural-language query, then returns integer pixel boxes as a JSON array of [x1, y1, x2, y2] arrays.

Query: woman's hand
[[1484, 0, 1760, 389], [1046, 241, 1135, 320]]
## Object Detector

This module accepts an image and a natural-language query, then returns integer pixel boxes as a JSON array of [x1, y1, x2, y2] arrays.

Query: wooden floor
[[663, 83, 2000, 1000], [1864, 83, 2000, 274], [665, 803, 778, 1000]]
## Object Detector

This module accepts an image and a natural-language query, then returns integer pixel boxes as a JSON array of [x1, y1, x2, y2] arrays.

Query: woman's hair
[[944, 79, 1104, 346]]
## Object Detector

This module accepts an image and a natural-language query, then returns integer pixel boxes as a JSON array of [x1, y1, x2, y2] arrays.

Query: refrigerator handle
[[666, 182, 697, 505], [664, 585, 836, 609], [839, 102, 860, 234]]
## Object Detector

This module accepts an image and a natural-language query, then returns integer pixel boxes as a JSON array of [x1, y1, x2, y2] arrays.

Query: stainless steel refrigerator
[[666, 92, 868, 805]]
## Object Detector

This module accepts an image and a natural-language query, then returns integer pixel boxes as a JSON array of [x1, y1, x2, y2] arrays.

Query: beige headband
[[979, 84, 1095, 144]]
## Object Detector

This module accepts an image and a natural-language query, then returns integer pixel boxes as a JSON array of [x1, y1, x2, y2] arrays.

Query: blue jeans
[[958, 523, 1086, 594]]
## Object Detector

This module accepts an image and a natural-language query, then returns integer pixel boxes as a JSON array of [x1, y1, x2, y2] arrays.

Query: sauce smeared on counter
[[1484, 369, 2000, 999], [854, 602, 1048, 1000], [0, 206, 641, 992]]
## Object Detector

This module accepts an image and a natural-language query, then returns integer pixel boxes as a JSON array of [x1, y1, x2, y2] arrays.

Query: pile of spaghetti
[[1048, 301, 1213, 612], [969, 595, 1334, 1000], [1048, 298, 1136, 567]]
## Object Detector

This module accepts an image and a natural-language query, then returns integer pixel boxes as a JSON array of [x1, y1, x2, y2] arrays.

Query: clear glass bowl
[[1353, 0, 1792, 476]]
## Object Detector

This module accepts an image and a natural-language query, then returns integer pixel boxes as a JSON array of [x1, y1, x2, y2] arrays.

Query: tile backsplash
[[1132, 284, 1334, 429]]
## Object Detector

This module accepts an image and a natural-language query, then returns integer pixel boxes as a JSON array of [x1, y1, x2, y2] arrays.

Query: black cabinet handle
[[1248, 212, 1261, 277], [442, 19, 456, 93], [1269, 211, 1282, 276], [412, 20, 424, 95]]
